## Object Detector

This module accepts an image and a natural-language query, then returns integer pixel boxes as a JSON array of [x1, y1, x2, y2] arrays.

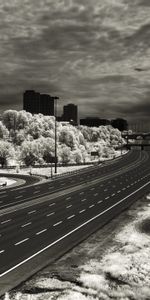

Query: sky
[[0, 0, 150, 125]]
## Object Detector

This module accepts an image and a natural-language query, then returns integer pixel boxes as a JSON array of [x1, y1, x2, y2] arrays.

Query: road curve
[[0, 150, 150, 296]]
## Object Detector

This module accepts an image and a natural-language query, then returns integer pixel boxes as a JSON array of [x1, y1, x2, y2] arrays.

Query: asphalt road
[[0, 150, 150, 296], [0, 150, 144, 210]]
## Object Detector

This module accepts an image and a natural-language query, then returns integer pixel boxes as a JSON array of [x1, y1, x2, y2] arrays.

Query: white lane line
[[49, 202, 55, 207], [66, 196, 71, 200], [97, 200, 102, 204], [81, 198, 87, 202], [67, 215, 75, 220], [21, 222, 32, 228], [89, 204, 95, 208], [28, 210, 36, 215], [1, 181, 150, 278], [46, 212, 55, 217], [0, 250, 5, 254], [79, 191, 84, 195], [117, 190, 121, 193], [104, 189, 108, 192], [111, 193, 115, 197], [79, 209, 86, 214], [53, 221, 62, 227], [90, 187, 95, 191], [94, 193, 98, 196], [15, 195, 23, 199], [122, 187, 126, 190], [33, 190, 40, 194], [127, 185, 130, 188], [66, 205, 72, 209], [36, 229, 47, 235], [105, 196, 110, 200], [15, 238, 29, 246], [1, 219, 11, 225]]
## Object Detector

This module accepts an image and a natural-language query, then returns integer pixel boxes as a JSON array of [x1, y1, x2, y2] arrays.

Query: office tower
[[40, 94, 54, 116], [80, 117, 110, 127], [63, 104, 78, 125], [23, 90, 40, 114], [23, 90, 54, 115]]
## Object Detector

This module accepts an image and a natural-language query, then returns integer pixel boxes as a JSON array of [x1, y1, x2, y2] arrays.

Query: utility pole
[[53, 96, 59, 174]]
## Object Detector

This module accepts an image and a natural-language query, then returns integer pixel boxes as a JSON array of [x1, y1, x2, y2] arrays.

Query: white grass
[[0, 177, 16, 187]]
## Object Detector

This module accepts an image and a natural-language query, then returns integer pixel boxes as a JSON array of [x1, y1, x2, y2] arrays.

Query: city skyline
[[0, 0, 150, 123]]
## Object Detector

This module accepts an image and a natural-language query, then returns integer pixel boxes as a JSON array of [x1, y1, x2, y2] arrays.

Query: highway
[[0, 150, 150, 295], [0, 150, 145, 210]]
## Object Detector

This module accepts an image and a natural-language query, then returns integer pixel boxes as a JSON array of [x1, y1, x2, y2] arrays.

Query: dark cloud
[[0, 0, 150, 125]]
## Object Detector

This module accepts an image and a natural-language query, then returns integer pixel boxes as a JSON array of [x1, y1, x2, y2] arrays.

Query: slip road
[[0, 150, 150, 296]]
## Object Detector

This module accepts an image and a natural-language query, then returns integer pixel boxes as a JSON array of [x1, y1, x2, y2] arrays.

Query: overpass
[[121, 132, 150, 150]]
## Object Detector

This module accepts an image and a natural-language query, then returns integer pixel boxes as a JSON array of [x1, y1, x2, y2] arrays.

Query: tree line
[[0, 110, 124, 168]]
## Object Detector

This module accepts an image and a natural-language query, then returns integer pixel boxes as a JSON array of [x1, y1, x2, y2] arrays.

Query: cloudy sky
[[0, 0, 150, 124]]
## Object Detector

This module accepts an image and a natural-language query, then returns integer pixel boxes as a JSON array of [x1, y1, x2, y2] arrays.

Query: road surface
[[0, 150, 150, 296]]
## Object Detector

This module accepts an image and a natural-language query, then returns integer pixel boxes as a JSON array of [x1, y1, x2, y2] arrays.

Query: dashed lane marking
[[81, 198, 87, 202], [28, 210, 36, 215], [79, 209, 86, 214], [46, 212, 55, 217], [36, 229, 47, 235], [15, 238, 29, 246], [111, 193, 116, 197], [21, 222, 32, 228], [66, 205, 72, 209], [15, 195, 23, 199], [105, 196, 110, 200], [1, 219, 11, 225], [53, 221, 62, 227], [66, 196, 71, 200], [117, 190, 121, 193], [97, 200, 102, 204], [33, 190, 40, 194], [94, 193, 98, 196], [0, 250, 5, 254], [67, 215, 75, 220], [49, 203, 55, 207], [79, 192, 84, 195], [89, 204, 95, 208]]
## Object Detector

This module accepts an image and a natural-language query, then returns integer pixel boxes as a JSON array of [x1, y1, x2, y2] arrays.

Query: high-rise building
[[40, 94, 54, 116], [23, 90, 54, 115], [80, 117, 110, 127], [23, 90, 40, 114], [63, 104, 78, 125]]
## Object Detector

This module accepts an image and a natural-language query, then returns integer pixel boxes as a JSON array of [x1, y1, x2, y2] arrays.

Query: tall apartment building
[[63, 103, 78, 125], [23, 90, 54, 116], [23, 90, 40, 114]]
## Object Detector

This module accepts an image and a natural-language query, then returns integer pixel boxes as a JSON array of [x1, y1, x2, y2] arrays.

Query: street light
[[53, 96, 59, 173]]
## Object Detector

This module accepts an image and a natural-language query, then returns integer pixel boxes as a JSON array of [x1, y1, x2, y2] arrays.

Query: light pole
[[53, 96, 59, 173]]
